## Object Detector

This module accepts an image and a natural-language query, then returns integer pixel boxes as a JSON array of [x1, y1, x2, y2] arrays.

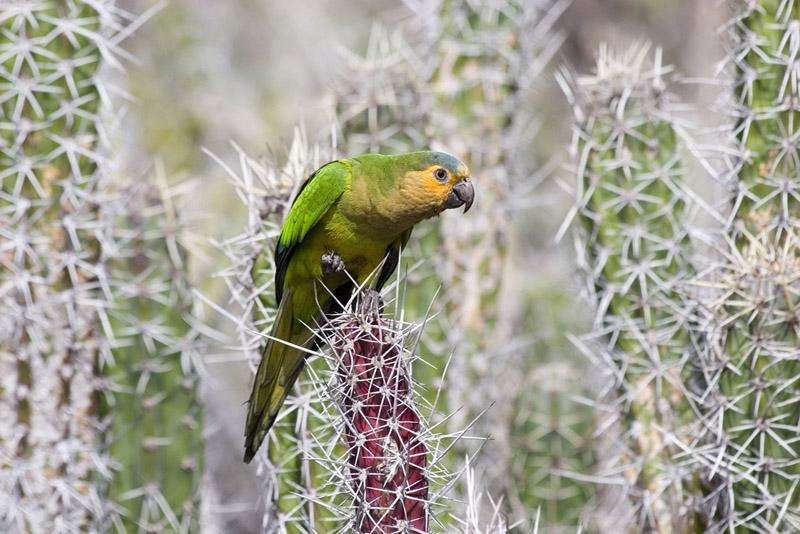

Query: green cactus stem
[[1, 1, 114, 529], [100, 179, 203, 531], [563, 44, 700, 532], [697, 2, 800, 530]]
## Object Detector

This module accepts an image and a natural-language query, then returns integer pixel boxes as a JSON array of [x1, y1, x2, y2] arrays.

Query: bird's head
[[399, 151, 474, 214]]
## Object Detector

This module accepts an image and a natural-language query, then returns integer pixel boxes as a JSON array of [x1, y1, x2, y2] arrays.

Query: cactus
[[560, 5, 800, 530], [0, 1, 118, 529], [99, 176, 204, 531], [316, 294, 430, 533], [0, 1, 203, 530], [694, 2, 800, 530], [507, 285, 596, 529], [303, 285, 478, 533], [561, 44, 700, 531], [419, 0, 578, 520], [724, 0, 800, 236]]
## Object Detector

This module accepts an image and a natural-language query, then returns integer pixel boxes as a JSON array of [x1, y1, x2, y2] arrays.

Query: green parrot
[[243, 151, 474, 463]]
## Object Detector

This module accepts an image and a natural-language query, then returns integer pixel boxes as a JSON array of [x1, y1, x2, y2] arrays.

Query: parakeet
[[243, 151, 474, 463]]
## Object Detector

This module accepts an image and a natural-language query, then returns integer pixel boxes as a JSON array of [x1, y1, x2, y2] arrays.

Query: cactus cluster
[[0, 1, 203, 530], [18, 0, 800, 532], [563, 2, 800, 531]]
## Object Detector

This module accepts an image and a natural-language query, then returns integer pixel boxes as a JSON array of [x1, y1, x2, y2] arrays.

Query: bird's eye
[[434, 168, 449, 182]]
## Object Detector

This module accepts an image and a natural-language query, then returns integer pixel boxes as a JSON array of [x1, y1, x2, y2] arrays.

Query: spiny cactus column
[[325, 298, 429, 533], [307, 289, 469, 533], [332, 25, 430, 156], [508, 287, 596, 529], [0, 1, 118, 529], [562, 45, 700, 531], [420, 0, 570, 514], [696, 2, 800, 530], [99, 178, 203, 531], [513, 363, 592, 525], [0, 1, 204, 530], [725, 0, 800, 236]]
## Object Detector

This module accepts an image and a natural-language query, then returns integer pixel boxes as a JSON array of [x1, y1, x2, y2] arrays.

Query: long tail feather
[[243, 289, 308, 463]]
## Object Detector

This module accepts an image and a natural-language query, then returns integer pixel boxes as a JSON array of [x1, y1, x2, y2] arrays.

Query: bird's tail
[[243, 288, 309, 463]]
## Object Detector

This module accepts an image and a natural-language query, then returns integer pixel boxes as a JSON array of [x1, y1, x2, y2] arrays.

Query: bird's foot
[[321, 250, 345, 275], [358, 288, 383, 321]]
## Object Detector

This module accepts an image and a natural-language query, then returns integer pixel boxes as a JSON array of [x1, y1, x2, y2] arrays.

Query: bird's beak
[[443, 179, 475, 213]]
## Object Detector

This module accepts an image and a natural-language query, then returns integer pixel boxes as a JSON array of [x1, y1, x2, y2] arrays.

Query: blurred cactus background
[[9, 0, 800, 533], [0, 1, 203, 531]]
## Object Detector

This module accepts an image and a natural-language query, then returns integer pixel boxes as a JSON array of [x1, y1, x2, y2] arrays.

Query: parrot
[[243, 150, 474, 463]]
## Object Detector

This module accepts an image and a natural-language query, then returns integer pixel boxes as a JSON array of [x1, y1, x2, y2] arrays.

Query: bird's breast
[[337, 185, 427, 239], [320, 214, 391, 276]]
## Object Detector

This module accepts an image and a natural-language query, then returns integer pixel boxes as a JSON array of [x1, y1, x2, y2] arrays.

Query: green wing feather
[[244, 287, 296, 462], [274, 160, 350, 303]]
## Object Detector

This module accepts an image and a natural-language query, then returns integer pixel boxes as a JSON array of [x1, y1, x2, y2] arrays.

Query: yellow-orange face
[[401, 152, 474, 215]]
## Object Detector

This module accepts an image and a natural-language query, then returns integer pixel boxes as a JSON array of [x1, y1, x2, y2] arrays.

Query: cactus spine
[[563, 45, 699, 531]]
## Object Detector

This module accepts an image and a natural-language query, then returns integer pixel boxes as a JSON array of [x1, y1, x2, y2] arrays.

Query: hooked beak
[[443, 179, 475, 213]]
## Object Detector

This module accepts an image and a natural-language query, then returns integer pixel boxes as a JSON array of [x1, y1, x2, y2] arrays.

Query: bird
[[243, 150, 474, 463]]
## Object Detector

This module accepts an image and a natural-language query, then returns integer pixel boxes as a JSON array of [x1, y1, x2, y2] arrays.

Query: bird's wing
[[244, 162, 350, 462], [375, 227, 413, 291], [274, 160, 350, 303]]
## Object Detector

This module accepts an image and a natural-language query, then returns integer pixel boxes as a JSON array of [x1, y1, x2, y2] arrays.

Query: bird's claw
[[321, 250, 345, 275]]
